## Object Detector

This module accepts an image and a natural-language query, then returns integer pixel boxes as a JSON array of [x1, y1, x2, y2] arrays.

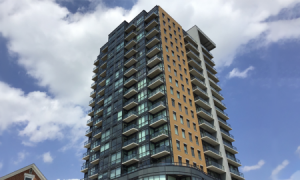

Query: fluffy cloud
[[42, 152, 53, 163], [13, 151, 29, 165], [0, 162, 3, 170], [296, 146, 300, 157], [0, 81, 87, 146], [286, 170, 300, 180], [271, 160, 289, 180], [228, 66, 255, 78], [241, 160, 265, 172]]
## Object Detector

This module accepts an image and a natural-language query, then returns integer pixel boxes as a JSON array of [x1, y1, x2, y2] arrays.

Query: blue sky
[[0, 0, 300, 180]]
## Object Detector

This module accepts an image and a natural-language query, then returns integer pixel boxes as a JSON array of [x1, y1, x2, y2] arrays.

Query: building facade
[[82, 6, 244, 180], [0, 164, 46, 180]]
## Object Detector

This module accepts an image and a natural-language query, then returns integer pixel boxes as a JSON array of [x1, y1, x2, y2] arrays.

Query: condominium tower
[[82, 5, 244, 180]]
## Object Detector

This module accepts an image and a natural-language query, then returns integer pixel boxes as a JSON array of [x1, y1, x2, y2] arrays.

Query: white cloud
[[296, 146, 300, 157], [228, 66, 255, 78], [42, 152, 53, 163], [241, 160, 265, 172], [286, 170, 300, 180], [271, 160, 289, 180], [0, 162, 3, 170], [13, 151, 28, 165]]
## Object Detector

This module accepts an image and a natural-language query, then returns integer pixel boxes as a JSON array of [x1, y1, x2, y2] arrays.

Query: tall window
[[166, 46, 169, 52], [185, 107, 188, 115], [168, 65, 171, 72], [182, 129, 186, 139], [170, 86, 174, 94], [176, 140, 180, 150], [187, 119, 190, 128], [184, 144, 188, 154], [177, 91, 180, 99], [191, 147, 195, 157], [175, 80, 178, 87], [139, 144, 150, 157], [167, 55, 170, 61], [178, 103, 182, 111], [193, 123, 197, 131], [189, 133, 192, 142], [189, 99, 192, 106], [169, 76, 172, 83], [172, 51, 174, 56], [183, 95, 186, 102], [174, 69, 177, 76], [195, 136, 199, 145], [180, 116, 184, 124], [175, 126, 179, 135], [138, 102, 147, 114], [197, 150, 201, 160], [172, 99, 175, 107], [180, 74, 183, 80], [173, 112, 177, 120], [178, 156, 182, 164], [191, 111, 194, 118]]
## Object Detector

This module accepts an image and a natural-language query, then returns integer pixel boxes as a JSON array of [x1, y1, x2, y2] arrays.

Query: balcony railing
[[201, 132, 218, 142], [220, 129, 234, 139], [86, 118, 93, 125], [123, 111, 138, 119], [124, 76, 137, 85], [223, 141, 238, 151], [81, 163, 88, 170], [124, 86, 138, 95], [145, 19, 158, 29], [146, 35, 160, 45], [206, 161, 224, 170], [198, 119, 215, 129], [123, 138, 138, 147], [211, 87, 224, 98], [84, 139, 91, 146], [230, 170, 244, 178], [201, 44, 213, 57], [149, 115, 168, 125], [193, 86, 208, 96], [148, 88, 165, 97], [149, 101, 165, 110], [190, 66, 204, 76], [146, 26, 160, 37], [213, 97, 226, 107], [91, 140, 100, 149], [148, 76, 164, 85], [186, 49, 200, 60], [191, 76, 206, 86], [85, 128, 92, 135], [93, 128, 102, 136], [203, 146, 221, 156], [123, 124, 138, 133], [227, 155, 241, 164], [215, 106, 228, 116], [124, 98, 138, 107], [151, 146, 170, 155], [196, 106, 212, 117], [188, 57, 202, 67], [82, 151, 90, 158], [205, 61, 217, 71], [195, 96, 210, 106], [150, 130, 169, 139], [218, 117, 231, 128], [147, 44, 161, 54]]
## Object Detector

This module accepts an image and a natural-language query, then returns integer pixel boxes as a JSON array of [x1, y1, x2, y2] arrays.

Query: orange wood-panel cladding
[[158, 6, 207, 172]]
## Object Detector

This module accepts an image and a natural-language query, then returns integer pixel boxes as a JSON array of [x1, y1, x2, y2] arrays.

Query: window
[[176, 140, 180, 150], [173, 22, 175, 27], [189, 99, 192, 106], [187, 119, 190, 128], [185, 107, 188, 115], [173, 112, 177, 120], [173, 60, 176, 66], [166, 46, 169, 52], [175, 80, 178, 87], [191, 147, 195, 157], [168, 65, 171, 72], [165, 37, 167, 42], [193, 123, 197, 131], [191, 111, 194, 118], [186, 159, 190, 166], [193, 162, 197, 168], [172, 99, 175, 107], [180, 74, 183, 80], [162, 13, 165, 18], [167, 55, 170, 61], [110, 167, 121, 179], [163, 21, 166, 26], [197, 150, 201, 160], [178, 27, 180, 32], [189, 133, 192, 142], [168, 18, 170, 22], [177, 91, 180, 99], [171, 42, 173, 47], [175, 126, 179, 135], [174, 30, 176, 35], [184, 68, 187, 75], [179, 35, 181, 39], [183, 60, 186, 65], [178, 156, 182, 164], [175, 38, 177, 43], [176, 46, 179, 52], [170, 86, 174, 94], [180, 116, 184, 124], [195, 136, 199, 145], [183, 95, 186, 102], [170, 34, 172, 39], [180, 42, 182, 48], [184, 144, 188, 153], [174, 69, 177, 76], [168, 25, 171, 30], [181, 84, 185, 91], [177, 55, 180, 61], [178, 103, 182, 111], [169, 76, 172, 83], [171, 51, 174, 56]]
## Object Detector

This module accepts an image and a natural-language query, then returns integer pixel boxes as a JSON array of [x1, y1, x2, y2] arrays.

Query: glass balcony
[[100, 61, 107, 70], [145, 19, 158, 31], [94, 58, 99, 66], [201, 131, 219, 146], [223, 141, 238, 154], [123, 98, 138, 110], [194, 96, 211, 110], [98, 78, 106, 87], [122, 154, 139, 166], [86, 118, 93, 126], [230, 169, 245, 180], [101, 53, 107, 61], [205, 61, 217, 74], [123, 124, 139, 136], [210, 86, 224, 101], [93, 128, 102, 139], [125, 29, 137, 41], [220, 129, 235, 142], [145, 26, 160, 39], [147, 55, 162, 68], [90, 153, 100, 165], [99, 69, 106, 78], [198, 119, 216, 133], [148, 89, 165, 101], [203, 146, 222, 159], [209, 78, 221, 92], [91, 82, 97, 89], [123, 111, 138, 123], [183, 31, 198, 47], [189, 66, 204, 80], [84, 139, 91, 148], [92, 74, 98, 81], [90, 90, 96, 98], [88, 169, 98, 179], [91, 140, 101, 151], [125, 22, 137, 33], [213, 97, 226, 110], [188, 57, 202, 71], [227, 155, 242, 167], [186, 49, 200, 61], [203, 51, 215, 66], [147, 64, 163, 78], [196, 106, 213, 120], [192, 86, 208, 99], [146, 35, 160, 48], [94, 106, 104, 116], [85, 128, 92, 137], [215, 106, 229, 120], [124, 47, 137, 58], [191, 76, 206, 89], [145, 11, 158, 22], [124, 66, 138, 77], [87, 108, 94, 116], [125, 39, 137, 50], [148, 76, 164, 89], [97, 86, 105, 96], [149, 101, 166, 114], [151, 146, 170, 159], [96, 97, 104, 106], [206, 161, 225, 173], [80, 163, 88, 173], [185, 40, 199, 54], [123, 138, 139, 150], [207, 69, 219, 82], [124, 76, 138, 87], [146, 44, 161, 58], [93, 66, 99, 73], [218, 117, 232, 131], [150, 130, 169, 143], [82, 151, 90, 160], [149, 115, 168, 128], [89, 99, 95, 107], [124, 56, 137, 68], [124, 86, 138, 99], [201, 44, 214, 59]]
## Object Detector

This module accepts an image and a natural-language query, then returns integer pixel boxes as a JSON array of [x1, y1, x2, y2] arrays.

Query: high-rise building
[[82, 5, 244, 180]]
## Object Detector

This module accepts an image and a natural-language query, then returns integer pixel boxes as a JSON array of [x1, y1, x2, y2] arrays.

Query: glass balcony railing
[[213, 97, 226, 107], [123, 111, 138, 119], [223, 141, 238, 151], [124, 66, 137, 75], [90, 153, 100, 162], [93, 66, 98, 71], [98, 87, 105, 93], [203, 51, 214, 63], [81, 163, 88, 170], [125, 29, 136, 39], [148, 88, 165, 97], [227, 155, 241, 164], [201, 132, 218, 142], [97, 97, 104, 104], [188, 57, 202, 67], [148, 64, 162, 75], [149, 101, 165, 110], [148, 76, 164, 85], [124, 76, 137, 85], [147, 54, 162, 64], [185, 40, 199, 51], [146, 35, 160, 44], [82, 151, 90, 158], [201, 44, 213, 57], [147, 44, 161, 54], [88, 109, 94, 114], [146, 26, 160, 36], [84, 139, 91, 146], [192, 86, 208, 96], [205, 61, 216, 71], [215, 106, 228, 117], [149, 115, 168, 125], [186, 50, 200, 59], [198, 119, 215, 129], [90, 90, 96, 96], [194, 96, 210, 106], [125, 38, 136, 46], [191, 76, 206, 86], [145, 19, 158, 28], [211, 87, 224, 98], [230, 170, 244, 177], [218, 117, 231, 127], [85, 128, 92, 135], [124, 56, 136, 65], [124, 98, 138, 107], [151, 146, 170, 155], [91, 82, 96, 87], [89, 99, 95, 105], [123, 138, 138, 147], [196, 106, 212, 117], [93, 117, 103, 126], [124, 86, 137, 95], [125, 47, 136, 55], [203, 146, 221, 156], [150, 130, 169, 139], [207, 69, 218, 80], [123, 124, 137, 133], [92, 128, 102, 136], [145, 11, 158, 20], [91, 140, 100, 149], [189, 66, 203, 76], [206, 161, 224, 170], [220, 129, 234, 139], [86, 118, 93, 125], [123, 153, 139, 162], [94, 107, 104, 115]]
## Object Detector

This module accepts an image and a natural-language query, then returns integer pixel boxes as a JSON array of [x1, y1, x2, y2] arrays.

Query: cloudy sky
[[0, 0, 300, 179]]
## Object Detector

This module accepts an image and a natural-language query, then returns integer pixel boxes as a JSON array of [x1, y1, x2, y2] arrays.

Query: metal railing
[[150, 130, 169, 139], [85, 128, 92, 135], [189, 66, 204, 76], [151, 146, 170, 155], [123, 124, 138, 133], [84, 139, 91, 146], [196, 106, 212, 117], [149, 115, 168, 125], [124, 76, 137, 85], [223, 141, 238, 151], [82, 151, 90, 158], [145, 19, 158, 29], [203, 146, 221, 156], [188, 57, 202, 67], [86, 118, 93, 125], [201, 132, 218, 142], [149, 101, 165, 110], [148, 64, 162, 75], [148, 76, 164, 85], [210, 86, 223, 98], [191, 76, 206, 86], [124, 86, 138, 95], [218, 117, 231, 127], [215, 106, 228, 117], [198, 119, 215, 130], [123, 138, 138, 147], [186, 49, 200, 60], [147, 44, 161, 54], [220, 129, 234, 139], [213, 97, 226, 107], [146, 26, 160, 37], [195, 96, 210, 106], [148, 88, 165, 97], [192, 86, 208, 96], [227, 155, 241, 164], [206, 161, 224, 170], [123, 111, 138, 119], [124, 98, 138, 107], [124, 56, 136, 65], [230, 170, 244, 177]]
